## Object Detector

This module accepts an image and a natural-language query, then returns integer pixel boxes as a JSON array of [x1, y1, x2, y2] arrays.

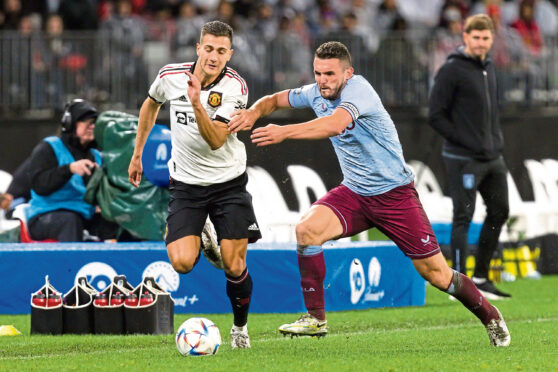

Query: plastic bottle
[[32, 292, 46, 307], [94, 293, 108, 307], [111, 292, 125, 306], [47, 292, 62, 308], [139, 291, 154, 306], [125, 292, 138, 307]]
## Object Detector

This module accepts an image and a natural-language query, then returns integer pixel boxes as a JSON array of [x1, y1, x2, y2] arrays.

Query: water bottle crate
[[30, 274, 173, 335], [30, 276, 63, 335], [124, 276, 174, 335], [62, 277, 97, 334], [93, 275, 134, 335]]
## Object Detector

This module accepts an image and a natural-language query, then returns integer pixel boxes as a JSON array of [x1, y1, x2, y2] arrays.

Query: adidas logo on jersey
[[178, 95, 188, 102], [248, 223, 259, 231]]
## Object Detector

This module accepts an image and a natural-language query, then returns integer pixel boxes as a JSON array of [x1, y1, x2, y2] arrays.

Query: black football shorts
[[165, 172, 262, 245]]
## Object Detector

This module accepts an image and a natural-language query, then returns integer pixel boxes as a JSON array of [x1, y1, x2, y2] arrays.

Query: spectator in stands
[[272, 12, 313, 90], [9, 13, 41, 107], [129, 0, 146, 15], [174, 1, 204, 61], [100, 0, 146, 105], [487, 4, 523, 69], [145, 2, 176, 42], [511, 0, 543, 57], [374, 15, 425, 105], [17, 13, 36, 35], [439, 0, 469, 20], [292, 12, 312, 50], [26, 99, 108, 241], [32, 13, 68, 106], [486, 4, 525, 104], [511, 0, 544, 104], [250, 2, 278, 42], [317, 12, 368, 72], [212, 0, 240, 31], [350, 0, 379, 52], [1, 0, 23, 30], [430, 6, 464, 76], [428, 14, 511, 300], [375, 0, 404, 40], [315, 0, 338, 35]]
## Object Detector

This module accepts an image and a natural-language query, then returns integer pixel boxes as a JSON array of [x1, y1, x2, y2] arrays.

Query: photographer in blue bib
[[26, 99, 115, 241]]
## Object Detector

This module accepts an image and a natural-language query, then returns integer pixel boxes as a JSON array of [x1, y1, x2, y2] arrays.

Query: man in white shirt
[[128, 21, 260, 349]]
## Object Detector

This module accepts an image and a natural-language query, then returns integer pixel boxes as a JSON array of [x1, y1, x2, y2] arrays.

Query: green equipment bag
[[85, 111, 169, 241]]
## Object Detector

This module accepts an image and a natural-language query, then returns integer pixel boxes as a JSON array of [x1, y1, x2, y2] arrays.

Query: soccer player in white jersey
[[128, 21, 260, 349], [228, 41, 510, 347]]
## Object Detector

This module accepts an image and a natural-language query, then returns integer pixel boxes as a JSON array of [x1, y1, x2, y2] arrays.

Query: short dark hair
[[200, 20, 233, 44], [464, 14, 494, 34], [315, 41, 352, 66]]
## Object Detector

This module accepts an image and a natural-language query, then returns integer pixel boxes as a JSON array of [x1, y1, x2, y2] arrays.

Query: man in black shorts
[[128, 21, 261, 349]]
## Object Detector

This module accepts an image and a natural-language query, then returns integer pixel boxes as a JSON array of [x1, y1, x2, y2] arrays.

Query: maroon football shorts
[[314, 182, 440, 259]]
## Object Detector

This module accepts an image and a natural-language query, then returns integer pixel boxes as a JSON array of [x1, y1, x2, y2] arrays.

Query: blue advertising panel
[[142, 124, 171, 187], [0, 242, 425, 314]]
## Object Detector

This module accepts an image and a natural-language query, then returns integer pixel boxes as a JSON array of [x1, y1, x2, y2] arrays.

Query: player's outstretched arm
[[228, 90, 290, 133], [251, 107, 352, 146], [128, 97, 161, 188]]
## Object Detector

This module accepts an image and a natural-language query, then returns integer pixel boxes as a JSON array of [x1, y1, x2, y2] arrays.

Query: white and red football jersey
[[148, 62, 248, 185]]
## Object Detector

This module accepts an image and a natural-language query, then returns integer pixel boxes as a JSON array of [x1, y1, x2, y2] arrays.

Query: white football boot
[[485, 306, 511, 347], [200, 219, 224, 269], [279, 313, 328, 338], [230, 325, 251, 349]]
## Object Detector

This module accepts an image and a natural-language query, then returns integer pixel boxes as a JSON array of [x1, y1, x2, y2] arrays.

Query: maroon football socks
[[298, 250, 326, 321], [445, 270, 498, 325]]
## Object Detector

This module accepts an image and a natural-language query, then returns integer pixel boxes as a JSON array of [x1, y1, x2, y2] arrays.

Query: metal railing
[[2, 30, 558, 116]]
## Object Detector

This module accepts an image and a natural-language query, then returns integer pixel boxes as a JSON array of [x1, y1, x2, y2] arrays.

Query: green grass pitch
[[1, 276, 557, 371]]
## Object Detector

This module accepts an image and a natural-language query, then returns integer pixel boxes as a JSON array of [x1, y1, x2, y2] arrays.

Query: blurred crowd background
[[2, 0, 558, 115]]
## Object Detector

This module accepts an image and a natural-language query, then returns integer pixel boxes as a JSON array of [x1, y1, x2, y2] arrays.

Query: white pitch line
[[2, 316, 557, 361]]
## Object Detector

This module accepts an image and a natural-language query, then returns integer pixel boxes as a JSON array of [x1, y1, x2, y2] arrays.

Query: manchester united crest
[[208, 91, 222, 107]]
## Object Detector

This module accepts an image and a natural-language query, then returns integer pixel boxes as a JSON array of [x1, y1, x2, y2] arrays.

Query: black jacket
[[428, 47, 503, 161], [28, 133, 97, 196]]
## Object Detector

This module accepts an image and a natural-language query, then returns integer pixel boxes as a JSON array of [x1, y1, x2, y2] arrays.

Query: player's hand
[[251, 124, 286, 146], [70, 159, 96, 176], [0, 192, 13, 211], [128, 156, 143, 188], [185, 71, 201, 103], [228, 109, 258, 133]]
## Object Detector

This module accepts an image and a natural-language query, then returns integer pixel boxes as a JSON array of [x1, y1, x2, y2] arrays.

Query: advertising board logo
[[74, 262, 118, 291], [350, 258, 365, 304], [143, 261, 180, 292], [156, 143, 167, 162], [154, 143, 169, 170], [349, 257, 384, 304]]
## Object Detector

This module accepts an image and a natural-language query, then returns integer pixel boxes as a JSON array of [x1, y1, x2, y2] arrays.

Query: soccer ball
[[175, 317, 221, 356]]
